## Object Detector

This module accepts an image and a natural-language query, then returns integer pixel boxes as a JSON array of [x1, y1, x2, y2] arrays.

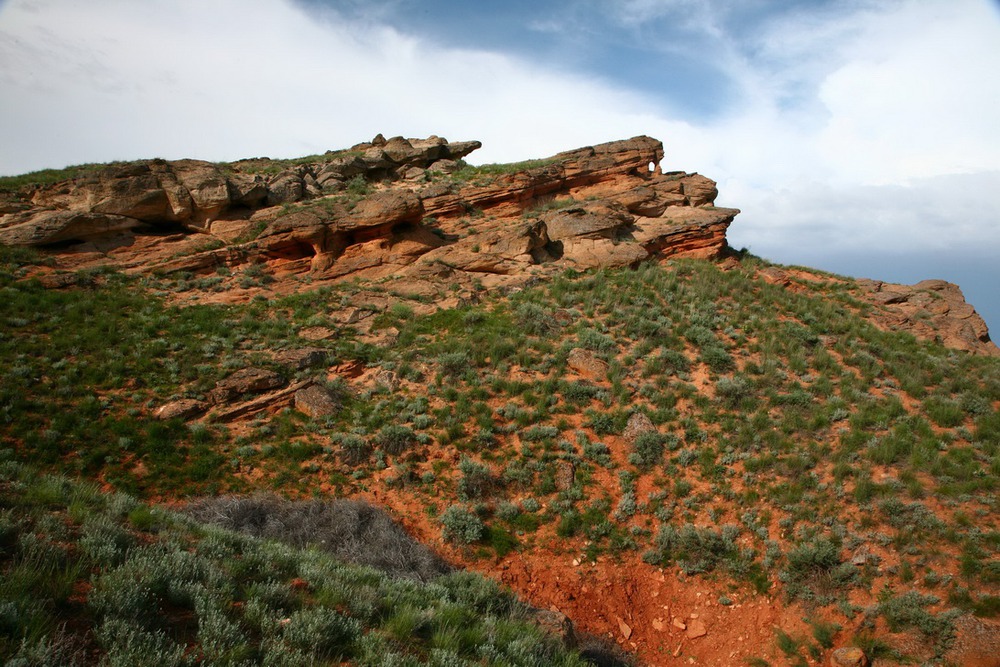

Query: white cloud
[[0, 0, 684, 173]]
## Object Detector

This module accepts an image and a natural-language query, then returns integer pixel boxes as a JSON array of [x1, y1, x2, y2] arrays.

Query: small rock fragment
[[830, 647, 868, 667], [617, 617, 632, 640], [153, 399, 205, 421], [686, 618, 707, 639]]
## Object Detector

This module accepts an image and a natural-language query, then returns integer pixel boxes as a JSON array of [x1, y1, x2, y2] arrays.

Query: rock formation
[[856, 278, 997, 355], [0, 135, 736, 293], [1, 134, 994, 355]]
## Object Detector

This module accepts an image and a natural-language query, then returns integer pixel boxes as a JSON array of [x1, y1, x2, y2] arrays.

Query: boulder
[[622, 412, 655, 446], [567, 348, 608, 379], [273, 348, 330, 370], [341, 190, 423, 230], [294, 384, 339, 419], [0, 211, 143, 246], [830, 647, 868, 667], [172, 160, 233, 223], [541, 202, 648, 269], [153, 399, 206, 421], [855, 278, 998, 355], [543, 202, 633, 242], [528, 609, 576, 649], [685, 618, 707, 639], [373, 369, 399, 391], [427, 159, 461, 173], [680, 174, 718, 206], [89, 170, 171, 220], [228, 173, 268, 207], [554, 460, 576, 491], [209, 368, 286, 404], [266, 172, 305, 205]]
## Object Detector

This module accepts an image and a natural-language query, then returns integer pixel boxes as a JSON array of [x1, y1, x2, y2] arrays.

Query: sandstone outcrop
[[0, 136, 481, 246], [0, 137, 735, 281], [294, 384, 339, 419], [759, 266, 998, 356], [857, 278, 997, 356], [3, 133, 994, 356]]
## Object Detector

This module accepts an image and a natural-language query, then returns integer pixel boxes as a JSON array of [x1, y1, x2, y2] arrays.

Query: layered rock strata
[[0, 136, 737, 290]]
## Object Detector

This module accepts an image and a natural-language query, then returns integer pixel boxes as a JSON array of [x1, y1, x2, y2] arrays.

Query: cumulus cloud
[[0, 0, 682, 172]]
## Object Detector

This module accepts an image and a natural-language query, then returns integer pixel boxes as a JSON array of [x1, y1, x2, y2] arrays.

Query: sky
[[1, 0, 999, 333]]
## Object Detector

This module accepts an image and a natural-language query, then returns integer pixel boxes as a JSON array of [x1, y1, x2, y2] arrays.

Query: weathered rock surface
[[529, 608, 577, 649], [856, 278, 997, 355], [0, 135, 482, 247], [622, 412, 655, 446], [209, 368, 286, 404], [567, 348, 609, 379], [830, 647, 868, 667], [273, 348, 330, 371], [294, 384, 339, 419], [759, 266, 998, 356], [153, 399, 206, 421]]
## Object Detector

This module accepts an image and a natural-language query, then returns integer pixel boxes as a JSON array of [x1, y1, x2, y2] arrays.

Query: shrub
[[582, 439, 613, 468], [439, 506, 484, 545], [96, 619, 188, 667], [438, 351, 470, 378], [643, 523, 744, 575], [877, 589, 955, 637], [715, 375, 754, 410], [521, 425, 560, 442], [337, 434, 372, 465], [780, 536, 857, 603], [376, 425, 417, 455], [513, 302, 558, 336], [578, 328, 616, 352], [700, 346, 734, 373], [457, 459, 494, 500], [282, 607, 361, 660], [630, 431, 666, 468]]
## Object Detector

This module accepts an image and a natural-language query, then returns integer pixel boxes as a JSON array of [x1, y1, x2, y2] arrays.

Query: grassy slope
[[2, 246, 999, 663], [0, 457, 589, 666]]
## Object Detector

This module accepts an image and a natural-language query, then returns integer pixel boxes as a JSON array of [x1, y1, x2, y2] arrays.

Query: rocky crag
[[0, 135, 731, 284], [1, 134, 994, 356]]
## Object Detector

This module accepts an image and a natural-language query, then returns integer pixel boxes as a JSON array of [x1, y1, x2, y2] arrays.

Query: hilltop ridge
[[0, 135, 994, 356]]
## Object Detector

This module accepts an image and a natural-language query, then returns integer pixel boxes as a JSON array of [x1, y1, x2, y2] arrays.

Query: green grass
[[0, 459, 593, 666], [0, 162, 135, 193]]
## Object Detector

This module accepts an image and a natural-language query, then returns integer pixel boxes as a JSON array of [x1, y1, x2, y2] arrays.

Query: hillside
[[2, 136, 999, 666]]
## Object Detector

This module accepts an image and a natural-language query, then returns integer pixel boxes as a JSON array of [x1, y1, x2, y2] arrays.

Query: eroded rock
[[294, 384, 339, 419], [567, 348, 609, 379], [209, 368, 286, 404], [830, 647, 868, 667]]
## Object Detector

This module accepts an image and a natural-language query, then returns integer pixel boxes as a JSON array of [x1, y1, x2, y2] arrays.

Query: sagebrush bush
[[439, 506, 484, 545], [458, 458, 494, 500], [630, 431, 666, 468], [375, 424, 417, 455], [780, 536, 857, 603]]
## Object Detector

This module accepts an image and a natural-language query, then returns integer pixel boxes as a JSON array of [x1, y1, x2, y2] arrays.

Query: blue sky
[[1, 0, 999, 333]]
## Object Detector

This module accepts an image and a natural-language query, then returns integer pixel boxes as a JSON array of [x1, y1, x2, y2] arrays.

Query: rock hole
[[648, 161, 655, 172], [266, 240, 317, 261]]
